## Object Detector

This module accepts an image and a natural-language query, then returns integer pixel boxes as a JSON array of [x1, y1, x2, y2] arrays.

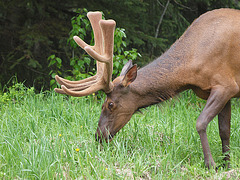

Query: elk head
[[96, 61, 138, 142], [55, 11, 138, 142]]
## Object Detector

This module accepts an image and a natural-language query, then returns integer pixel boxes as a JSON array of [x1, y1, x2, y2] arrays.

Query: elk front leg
[[218, 100, 231, 167], [196, 86, 236, 169]]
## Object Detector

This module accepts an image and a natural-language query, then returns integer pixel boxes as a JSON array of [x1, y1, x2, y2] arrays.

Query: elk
[[54, 9, 240, 169]]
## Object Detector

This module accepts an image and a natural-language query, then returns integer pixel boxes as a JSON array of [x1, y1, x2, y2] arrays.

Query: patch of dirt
[[219, 169, 240, 179], [212, 169, 240, 180], [115, 164, 151, 180]]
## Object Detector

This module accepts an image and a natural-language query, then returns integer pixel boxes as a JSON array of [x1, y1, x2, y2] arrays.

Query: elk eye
[[108, 102, 114, 110]]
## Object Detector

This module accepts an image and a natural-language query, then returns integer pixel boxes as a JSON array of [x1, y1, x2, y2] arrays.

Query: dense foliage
[[0, 0, 239, 90]]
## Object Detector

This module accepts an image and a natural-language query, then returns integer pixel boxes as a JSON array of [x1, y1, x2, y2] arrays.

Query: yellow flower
[[59, 134, 62, 137], [80, 126, 83, 128], [106, 168, 108, 170], [92, 93, 95, 96], [75, 148, 80, 152]]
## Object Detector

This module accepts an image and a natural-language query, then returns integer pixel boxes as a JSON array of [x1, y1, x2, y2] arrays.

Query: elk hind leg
[[218, 100, 231, 168]]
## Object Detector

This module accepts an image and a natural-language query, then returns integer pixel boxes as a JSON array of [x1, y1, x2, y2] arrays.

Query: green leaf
[[49, 70, 53, 75], [47, 55, 55, 61], [114, 61, 120, 68], [79, 28, 86, 36], [131, 53, 137, 59], [50, 79, 55, 86], [56, 57, 62, 64], [124, 51, 129, 56], [28, 59, 42, 68], [83, 57, 91, 65], [51, 73, 56, 78], [123, 59, 128, 64], [48, 59, 56, 67]]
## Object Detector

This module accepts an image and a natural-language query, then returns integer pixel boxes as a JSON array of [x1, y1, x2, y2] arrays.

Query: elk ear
[[120, 60, 133, 76], [122, 64, 137, 87]]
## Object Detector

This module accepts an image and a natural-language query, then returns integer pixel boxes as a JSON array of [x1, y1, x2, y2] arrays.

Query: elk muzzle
[[95, 127, 115, 143]]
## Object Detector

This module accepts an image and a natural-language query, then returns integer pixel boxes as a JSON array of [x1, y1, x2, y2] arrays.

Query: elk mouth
[[95, 131, 115, 143], [95, 113, 134, 143], [108, 133, 115, 140]]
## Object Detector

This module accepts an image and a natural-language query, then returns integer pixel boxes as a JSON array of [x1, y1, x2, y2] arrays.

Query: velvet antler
[[54, 11, 115, 97]]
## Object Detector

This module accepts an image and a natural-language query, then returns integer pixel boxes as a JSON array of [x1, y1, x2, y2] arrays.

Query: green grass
[[0, 87, 240, 179]]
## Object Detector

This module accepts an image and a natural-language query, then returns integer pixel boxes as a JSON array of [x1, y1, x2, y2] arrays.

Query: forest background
[[1, 0, 240, 91]]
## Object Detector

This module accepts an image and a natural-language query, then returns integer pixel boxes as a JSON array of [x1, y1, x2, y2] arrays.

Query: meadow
[[0, 84, 240, 179]]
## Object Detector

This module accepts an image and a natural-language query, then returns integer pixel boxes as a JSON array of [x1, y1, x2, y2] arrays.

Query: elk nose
[[108, 133, 114, 140], [95, 133, 103, 143], [95, 132, 114, 143]]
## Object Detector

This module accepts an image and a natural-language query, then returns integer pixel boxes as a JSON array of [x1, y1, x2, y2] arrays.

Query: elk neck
[[131, 39, 191, 110]]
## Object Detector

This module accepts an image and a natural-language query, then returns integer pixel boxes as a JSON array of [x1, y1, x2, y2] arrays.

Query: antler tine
[[63, 19, 116, 95], [61, 84, 104, 97], [55, 84, 95, 94], [55, 75, 97, 88], [54, 75, 97, 95], [54, 12, 103, 91], [99, 19, 115, 92], [55, 81, 95, 94], [82, 20, 116, 63], [55, 11, 116, 96]]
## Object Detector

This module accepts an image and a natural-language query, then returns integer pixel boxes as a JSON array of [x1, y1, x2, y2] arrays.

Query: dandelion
[[80, 126, 83, 128], [106, 168, 108, 170], [75, 148, 80, 152], [59, 134, 62, 137], [92, 93, 95, 96]]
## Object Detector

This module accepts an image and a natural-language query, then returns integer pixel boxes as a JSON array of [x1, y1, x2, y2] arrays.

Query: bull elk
[[54, 9, 240, 169]]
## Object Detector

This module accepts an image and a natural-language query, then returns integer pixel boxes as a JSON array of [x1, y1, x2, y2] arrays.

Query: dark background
[[0, 0, 239, 90]]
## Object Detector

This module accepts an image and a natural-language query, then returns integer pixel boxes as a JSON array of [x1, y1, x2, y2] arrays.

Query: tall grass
[[0, 85, 240, 179]]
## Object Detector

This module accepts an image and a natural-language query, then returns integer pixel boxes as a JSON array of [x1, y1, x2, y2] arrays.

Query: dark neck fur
[[131, 41, 189, 110]]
